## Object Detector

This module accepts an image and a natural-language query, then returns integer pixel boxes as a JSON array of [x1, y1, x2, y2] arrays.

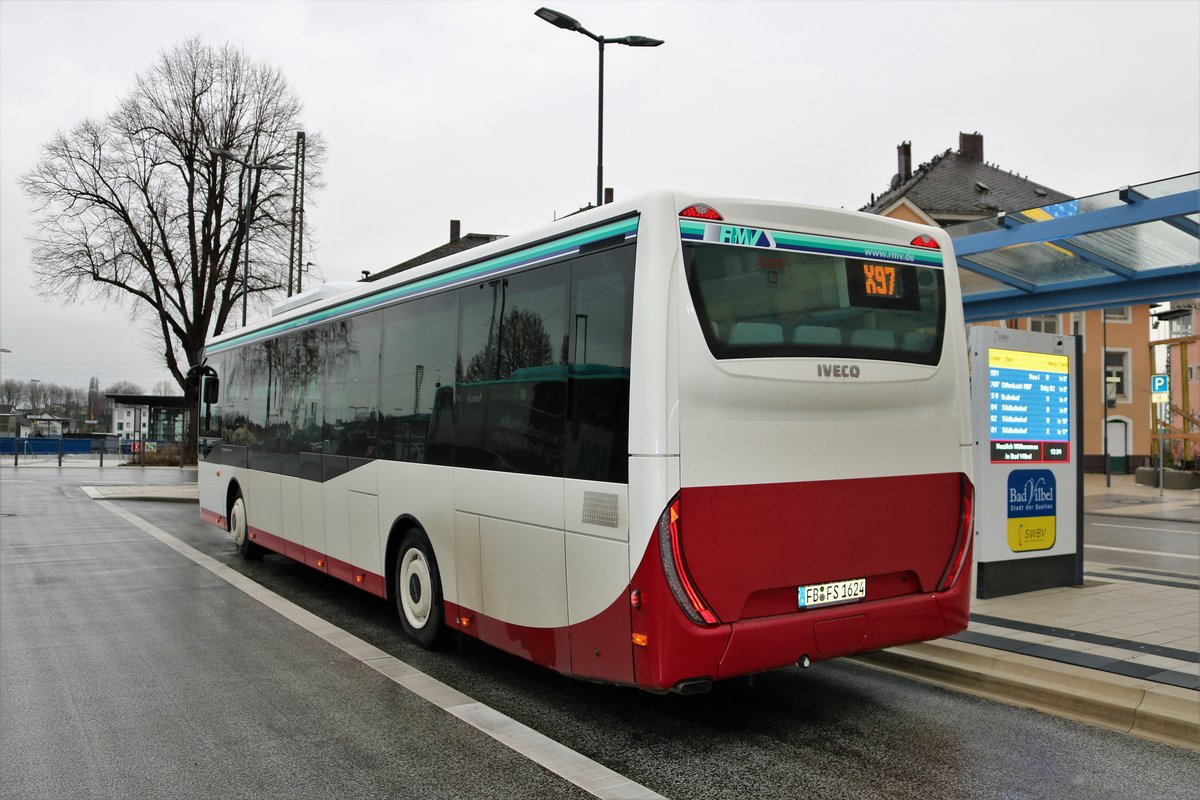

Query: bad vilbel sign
[[970, 327, 1080, 598], [1006, 469, 1056, 552]]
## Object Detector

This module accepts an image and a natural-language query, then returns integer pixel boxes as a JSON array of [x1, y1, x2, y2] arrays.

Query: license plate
[[798, 578, 866, 609]]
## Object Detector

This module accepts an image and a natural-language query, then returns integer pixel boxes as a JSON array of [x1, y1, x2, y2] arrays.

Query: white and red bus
[[197, 192, 974, 693]]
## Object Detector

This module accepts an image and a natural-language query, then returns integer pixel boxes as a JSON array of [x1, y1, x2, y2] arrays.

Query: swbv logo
[[817, 364, 861, 378]]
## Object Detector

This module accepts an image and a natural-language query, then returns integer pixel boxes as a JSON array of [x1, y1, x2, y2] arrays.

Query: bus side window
[[381, 291, 458, 465], [567, 245, 634, 483], [456, 266, 568, 476]]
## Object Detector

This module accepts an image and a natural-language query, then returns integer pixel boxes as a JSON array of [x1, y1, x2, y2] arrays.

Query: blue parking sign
[[1151, 374, 1169, 394]]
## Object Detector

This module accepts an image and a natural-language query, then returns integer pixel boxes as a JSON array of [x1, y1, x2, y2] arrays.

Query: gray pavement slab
[[0, 475, 594, 800]]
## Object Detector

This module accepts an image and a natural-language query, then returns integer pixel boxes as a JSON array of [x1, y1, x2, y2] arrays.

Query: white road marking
[[1091, 522, 1198, 535], [92, 496, 666, 800], [1084, 543, 1200, 560]]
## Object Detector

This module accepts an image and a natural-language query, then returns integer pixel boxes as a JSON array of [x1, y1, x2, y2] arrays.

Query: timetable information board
[[987, 348, 1070, 463]]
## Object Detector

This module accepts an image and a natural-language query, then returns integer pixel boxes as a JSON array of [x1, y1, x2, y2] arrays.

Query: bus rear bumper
[[715, 581, 972, 680]]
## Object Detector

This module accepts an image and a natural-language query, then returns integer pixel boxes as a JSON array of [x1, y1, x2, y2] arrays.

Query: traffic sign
[[1151, 373, 1169, 404]]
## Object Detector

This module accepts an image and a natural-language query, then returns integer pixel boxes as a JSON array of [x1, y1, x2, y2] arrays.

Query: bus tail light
[[679, 204, 723, 221], [658, 497, 718, 625], [911, 234, 940, 249], [937, 475, 974, 592]]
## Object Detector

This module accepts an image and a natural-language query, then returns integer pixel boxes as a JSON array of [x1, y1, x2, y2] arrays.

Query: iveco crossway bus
[[196, 191, 974, 693]]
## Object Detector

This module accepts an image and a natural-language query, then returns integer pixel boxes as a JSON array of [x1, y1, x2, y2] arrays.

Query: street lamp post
[[208, 147, 289, 326], [534, 7, 663, 208]]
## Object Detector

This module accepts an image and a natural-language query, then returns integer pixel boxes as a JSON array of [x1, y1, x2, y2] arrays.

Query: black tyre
[[228, 491, 262, 560], [394, 528, 445, 649]]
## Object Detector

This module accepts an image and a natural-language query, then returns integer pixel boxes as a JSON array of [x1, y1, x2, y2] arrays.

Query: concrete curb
[[81, 485, 199, 503], [852, 639, 1200, 752]]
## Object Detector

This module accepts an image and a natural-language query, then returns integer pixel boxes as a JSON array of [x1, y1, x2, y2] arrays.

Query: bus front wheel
[[395, 528, 445, 649], [229, 492, 262, 560]]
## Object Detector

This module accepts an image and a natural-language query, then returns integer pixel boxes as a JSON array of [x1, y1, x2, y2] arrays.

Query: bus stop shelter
[[948, 173, 1198, 322], [944, 172, 1197, 596]]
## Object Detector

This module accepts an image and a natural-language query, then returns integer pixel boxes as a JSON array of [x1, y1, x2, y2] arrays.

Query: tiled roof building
[[861, 132, 1072, 226], [368, 220, 504, 283]]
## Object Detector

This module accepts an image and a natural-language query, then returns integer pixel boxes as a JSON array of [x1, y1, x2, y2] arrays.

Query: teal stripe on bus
[[677, 221, 943, 267], [206, 217, 639, 356], [771, 230, 943, 266]]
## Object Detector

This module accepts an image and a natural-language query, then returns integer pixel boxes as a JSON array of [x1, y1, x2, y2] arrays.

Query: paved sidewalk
[[966, 472, 1199, 690], [864, 472, 1198, 750], [1084, 471, 1200, 524]]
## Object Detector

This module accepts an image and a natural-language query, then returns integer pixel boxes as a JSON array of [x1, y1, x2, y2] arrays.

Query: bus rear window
[[683, 242, 945, 365]]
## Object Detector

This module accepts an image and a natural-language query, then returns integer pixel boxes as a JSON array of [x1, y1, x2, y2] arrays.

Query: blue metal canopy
[[949, 173, 1199, 322]]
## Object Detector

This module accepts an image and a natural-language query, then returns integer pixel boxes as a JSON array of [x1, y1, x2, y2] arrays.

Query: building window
[[1029, 314, 1058, 334], [1104, 350, 1129, 402], [1104, 306, 1130, 322]]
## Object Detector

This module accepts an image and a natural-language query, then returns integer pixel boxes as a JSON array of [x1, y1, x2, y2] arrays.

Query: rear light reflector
[[658, 497, 718, 625], [938, 475, 974, 592], [911, 234, 940, 249]]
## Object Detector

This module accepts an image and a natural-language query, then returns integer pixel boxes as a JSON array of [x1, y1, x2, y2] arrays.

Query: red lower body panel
[[201, 472, 972, 692], [446, 595, 635, 684], [200, 504, 387, 599]]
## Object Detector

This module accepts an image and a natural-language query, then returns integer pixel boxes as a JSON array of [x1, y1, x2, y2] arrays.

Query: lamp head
[[535, 7, 581, 31], [616, 35, 664, 47]]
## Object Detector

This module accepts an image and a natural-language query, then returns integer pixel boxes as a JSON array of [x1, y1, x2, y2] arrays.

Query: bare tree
[[0, 379, 24, 408], [106, 381, 144, 395], [21, 37, 322, 457], [28, 381, 46, 413]]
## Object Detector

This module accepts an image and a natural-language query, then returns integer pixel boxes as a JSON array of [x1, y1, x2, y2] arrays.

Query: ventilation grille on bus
[[582, 492, 620, 528]]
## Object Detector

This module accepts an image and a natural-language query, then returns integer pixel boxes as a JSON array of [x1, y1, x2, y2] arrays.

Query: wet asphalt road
[[2, 467, 1198, 800]]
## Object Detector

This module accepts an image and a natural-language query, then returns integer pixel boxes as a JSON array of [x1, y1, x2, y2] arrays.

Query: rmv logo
[[817, 364, 861, 378], [719, 225, 765, 247]]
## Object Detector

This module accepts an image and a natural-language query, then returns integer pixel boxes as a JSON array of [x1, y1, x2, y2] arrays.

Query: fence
[[1, 435, 184, 466], [0, 437, 91, 456]]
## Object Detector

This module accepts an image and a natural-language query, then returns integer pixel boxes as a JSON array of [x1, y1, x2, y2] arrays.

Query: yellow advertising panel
[[1007, 516, 1056, 552]]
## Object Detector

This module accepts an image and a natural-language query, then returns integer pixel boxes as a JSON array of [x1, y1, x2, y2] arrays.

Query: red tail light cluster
[[658, 497, 718, 624], [938, 475, 974, 592], [910, 234, 940, 249]]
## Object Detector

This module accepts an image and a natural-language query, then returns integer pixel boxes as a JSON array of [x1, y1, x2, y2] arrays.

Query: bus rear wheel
[[228, 492, 262, 560], [395, 528, 445, 649]]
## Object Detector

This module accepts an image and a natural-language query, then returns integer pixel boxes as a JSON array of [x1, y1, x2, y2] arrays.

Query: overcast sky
[[1, 0, 1197, 390]]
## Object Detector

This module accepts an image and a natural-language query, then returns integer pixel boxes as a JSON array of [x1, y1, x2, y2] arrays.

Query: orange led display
[[862, 263, 898, 297]]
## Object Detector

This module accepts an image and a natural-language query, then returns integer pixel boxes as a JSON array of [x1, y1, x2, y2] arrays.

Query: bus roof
[[204, 191, 946, 357]]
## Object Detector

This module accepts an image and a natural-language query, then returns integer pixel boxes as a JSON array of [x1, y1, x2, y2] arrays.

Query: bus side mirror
[[203, 377, 219, 405]]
